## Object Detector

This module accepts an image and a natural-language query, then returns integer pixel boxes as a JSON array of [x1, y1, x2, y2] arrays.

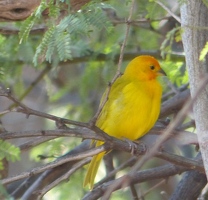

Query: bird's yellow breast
[[96, 76, 162, 140]]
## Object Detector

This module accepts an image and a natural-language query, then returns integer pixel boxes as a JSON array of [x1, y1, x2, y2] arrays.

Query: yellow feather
[[84, 55, 166, 189], [83, 141, 105, 190]]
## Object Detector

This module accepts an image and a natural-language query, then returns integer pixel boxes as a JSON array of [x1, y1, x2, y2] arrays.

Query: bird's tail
[[83, 141, 105, 190]]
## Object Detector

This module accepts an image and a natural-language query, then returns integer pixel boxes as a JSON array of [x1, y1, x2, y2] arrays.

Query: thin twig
[[114, 0, 135, 79], [89, 0, 135, 126], [2, 145, 107, 185], [95, 157, 137, 188], [0, 110, 10, 115], [19, 136, 57, 151], [35, 158, 91, 199], [0, 128, 103, 141], [156, 150, 204, 173], [130, 184, 139, 200], [0, 87, 88, 128], [0, 25, 46, 35], [155, 1, 181, 23], [179, 120, 195, 130], [141, 179, 166, 198], [0, 65, 51, 116], [10, 177, 31, 196], [19, 65, 51, 102], [110, 16, 172, 25], [20, 170, 51, 200], [162, 83, 189, 101]]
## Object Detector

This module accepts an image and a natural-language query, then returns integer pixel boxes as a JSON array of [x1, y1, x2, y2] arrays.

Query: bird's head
[[124, 55, 166, 81]]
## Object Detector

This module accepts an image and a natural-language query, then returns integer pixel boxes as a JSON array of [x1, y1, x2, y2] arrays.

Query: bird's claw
[[124, 138, 138, 155]]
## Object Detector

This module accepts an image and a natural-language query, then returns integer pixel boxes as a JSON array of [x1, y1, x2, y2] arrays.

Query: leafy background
[[0, 0, 190, 199]]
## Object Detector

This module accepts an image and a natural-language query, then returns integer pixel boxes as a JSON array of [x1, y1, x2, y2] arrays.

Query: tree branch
[[169, 153, 207, 200], [82, 164, 192, 200], [28, 158, 91, 199]]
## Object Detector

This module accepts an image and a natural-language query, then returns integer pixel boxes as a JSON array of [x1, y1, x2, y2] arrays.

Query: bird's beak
[[157, 68, 166, 76]]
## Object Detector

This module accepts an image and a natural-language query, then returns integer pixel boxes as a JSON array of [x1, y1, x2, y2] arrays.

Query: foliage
[[199, 41, 208, 61], [202, 0, 208, 8], [160, 26, 181, 59], [0, 140, 20, 169], [163, 60, 188, 86], [20, 1, 114, 66], [0, 183, 12, 200]]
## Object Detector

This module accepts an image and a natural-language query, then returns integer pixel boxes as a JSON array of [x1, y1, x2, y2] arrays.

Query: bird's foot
[[124, 138, 146, 155]]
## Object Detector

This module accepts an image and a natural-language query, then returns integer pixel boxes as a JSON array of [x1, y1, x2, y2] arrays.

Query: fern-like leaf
[[32, 1, 113, 65], [19, 0, 48, 43], [19, 15, 37, 44], [33, 26, 56, 65], [0, 140, 20, 162], [48, 0, 60, 17], [81, 3, 113, 32], [35, 0, 47, 18], [55, 31, 72, 61]]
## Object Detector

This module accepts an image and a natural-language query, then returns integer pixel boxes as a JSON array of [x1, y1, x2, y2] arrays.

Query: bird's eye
[[150, 65, 155, 70]]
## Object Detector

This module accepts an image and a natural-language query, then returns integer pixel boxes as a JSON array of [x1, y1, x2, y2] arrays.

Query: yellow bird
[[84, 55, 166, 189]]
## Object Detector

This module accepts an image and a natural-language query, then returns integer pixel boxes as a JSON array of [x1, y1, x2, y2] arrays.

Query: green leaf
[[160, 27, 181, 59], [19, 15, 36, 43], [56, 31, 72, 61], [35, 0, 48, 18], [0, 140, 20, 162], [33, 26, 56, 65], [0, 182, 12, 199], [203, 0, 208, 8], [199, 41, 208, 61]]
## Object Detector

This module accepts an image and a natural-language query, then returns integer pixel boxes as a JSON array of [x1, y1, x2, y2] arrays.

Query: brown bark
[[0, 0, 41, 21], [0, 0, 91, 22], [71, 0, 91, 11]]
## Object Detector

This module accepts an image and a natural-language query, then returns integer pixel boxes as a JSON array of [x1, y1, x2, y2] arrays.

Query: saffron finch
[[84, 55, 166, 189]]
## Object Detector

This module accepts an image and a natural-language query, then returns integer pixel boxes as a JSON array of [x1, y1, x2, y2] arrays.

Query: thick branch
[[0, 0, 91, 21], [0, 0, 40, 21], [181, 0, 208, 178], [82, 164, 192, 200], [170, 153, 207, 200]]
